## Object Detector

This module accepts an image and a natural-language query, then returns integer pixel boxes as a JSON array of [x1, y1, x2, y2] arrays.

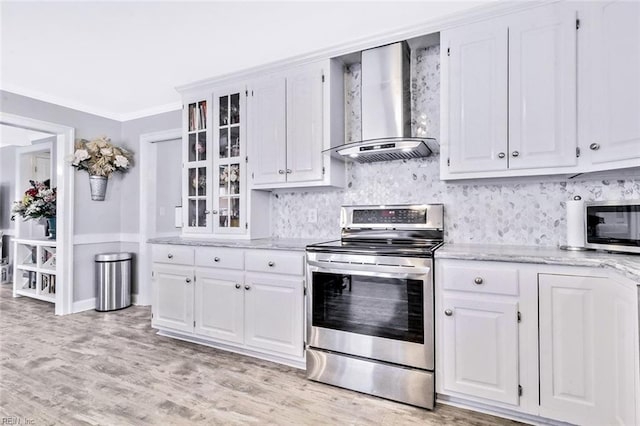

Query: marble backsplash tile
[[270, 46, 640, 246]]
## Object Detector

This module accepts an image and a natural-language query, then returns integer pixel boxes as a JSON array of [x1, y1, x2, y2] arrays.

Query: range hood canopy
[[328, 41, 438, 163]]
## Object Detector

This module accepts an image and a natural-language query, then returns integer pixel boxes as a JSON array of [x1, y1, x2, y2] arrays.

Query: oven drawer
[[442, 262, 519, 296], [195, 247, 244, 270], [152, 245, 194, 265], [246, 250, 304, 276]]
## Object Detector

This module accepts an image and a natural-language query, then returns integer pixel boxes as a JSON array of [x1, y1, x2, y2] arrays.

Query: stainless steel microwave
[[585, 200, 640, 254]]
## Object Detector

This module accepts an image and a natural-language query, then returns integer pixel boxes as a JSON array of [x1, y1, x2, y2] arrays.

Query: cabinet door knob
[[278, 169, 285, 174], [211, 210, 218, 215], [244, 285, 251, 290], [497, 152, 505, 159], [214, 257, 220, 262], [589, 143, 600, 151], [204, 210, 211, 215], [167, 254, 173, 259], [268, 261, 275, 267], [286, 169, 292, 174], [185, 278, 192, 283], [444, 309, 453, 317], [235, 283, 241, 289], [474, 277, 484, 285], [511, 151, 519, 157]]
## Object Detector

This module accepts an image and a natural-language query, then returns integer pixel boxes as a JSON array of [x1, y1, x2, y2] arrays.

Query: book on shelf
[[198, 101, 207, 130]]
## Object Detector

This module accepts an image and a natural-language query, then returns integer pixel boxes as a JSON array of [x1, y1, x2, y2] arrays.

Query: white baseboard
[[72, 297, 96, 313], [131, 293, 151, 306]]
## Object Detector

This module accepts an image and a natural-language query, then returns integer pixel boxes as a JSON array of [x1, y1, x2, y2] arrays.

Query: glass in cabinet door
[[187, 166, 207, 228], [218, 163, 241, 229]]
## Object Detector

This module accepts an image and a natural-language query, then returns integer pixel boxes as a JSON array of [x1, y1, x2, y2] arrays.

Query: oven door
[[306, 253, 433, 370]]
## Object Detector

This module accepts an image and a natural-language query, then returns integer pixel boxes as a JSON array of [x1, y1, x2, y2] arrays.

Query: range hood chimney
[[328, 41, 437, 163]]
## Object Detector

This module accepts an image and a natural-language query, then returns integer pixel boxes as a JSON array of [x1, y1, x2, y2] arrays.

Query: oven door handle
[[307, 261, 431, 279]]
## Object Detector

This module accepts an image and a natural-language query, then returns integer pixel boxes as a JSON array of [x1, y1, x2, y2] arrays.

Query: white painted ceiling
[[1, 1, 487, 121]]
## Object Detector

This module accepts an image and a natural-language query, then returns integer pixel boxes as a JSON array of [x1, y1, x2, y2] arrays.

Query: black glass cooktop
[[306, 240, 442, 258]]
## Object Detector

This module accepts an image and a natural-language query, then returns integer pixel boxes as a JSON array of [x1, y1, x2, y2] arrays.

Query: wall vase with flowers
[[11, 180, 57, 239], [70, 137, 132, 201]]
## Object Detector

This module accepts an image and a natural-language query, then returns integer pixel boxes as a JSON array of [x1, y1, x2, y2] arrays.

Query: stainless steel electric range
[[305, 204, 444, 409]]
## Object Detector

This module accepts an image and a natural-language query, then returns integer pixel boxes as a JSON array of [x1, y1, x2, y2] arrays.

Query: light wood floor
[[0, 285, 522, 425]]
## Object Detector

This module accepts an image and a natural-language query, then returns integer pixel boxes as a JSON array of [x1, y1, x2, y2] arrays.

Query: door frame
[[1, 112, 75, 315], [138, 128, 181, 306]]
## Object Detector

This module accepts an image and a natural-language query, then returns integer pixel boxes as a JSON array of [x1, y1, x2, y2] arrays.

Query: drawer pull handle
[[245, 285, 251, 291], [589, 143, 600, 151], [444, 309, 453, 317], [214, 257, 220, 262], [185, 278, 191, 283], [268, 261, 275, 267], [474, 277, 484, 285], [497, 152, 505, 159], [511, 151, 519, 157], [286, 169, 292, 174], [167, 254, 174, 259], [278, 169, 285, 175], [235, 283, 241, 289]]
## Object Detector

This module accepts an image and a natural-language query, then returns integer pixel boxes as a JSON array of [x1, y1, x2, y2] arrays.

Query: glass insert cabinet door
[[213, 88, 246, 233], [184, 99, 211, 231]]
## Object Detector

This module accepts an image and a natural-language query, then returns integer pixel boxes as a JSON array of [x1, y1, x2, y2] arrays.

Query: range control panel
[[352, 208, 427, 224]]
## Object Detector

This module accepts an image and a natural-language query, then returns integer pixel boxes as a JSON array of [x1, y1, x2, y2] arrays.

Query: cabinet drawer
[[442, 264, 519, 296], [152, 245, 194, 265], [245, 250, 304, 276], [195, 247, 244, 270]]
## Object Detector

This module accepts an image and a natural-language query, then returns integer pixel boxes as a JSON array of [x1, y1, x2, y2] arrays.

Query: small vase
[[46, 217, 56, 240], [89, 175, 108, 201]]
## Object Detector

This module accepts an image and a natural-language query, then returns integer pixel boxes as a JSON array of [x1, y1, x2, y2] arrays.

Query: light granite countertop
[[436, 244, 640, 283], [147, 236, 334, 251]]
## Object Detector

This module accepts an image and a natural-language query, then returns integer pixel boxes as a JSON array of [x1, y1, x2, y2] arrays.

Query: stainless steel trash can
[[95, 252, 133, 311]]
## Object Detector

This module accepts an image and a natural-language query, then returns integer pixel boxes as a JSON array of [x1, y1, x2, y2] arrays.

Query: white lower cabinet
[[539, 273, 638, 426], [152, 264, 194, 333], [244, 273, 304, 358], [194, 269, 244, 344], [437, 259, 639, 425], [441, 296, 520, 405], [151, 244, 306, 367]]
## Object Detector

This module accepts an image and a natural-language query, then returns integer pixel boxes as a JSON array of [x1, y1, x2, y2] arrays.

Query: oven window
[[587, 205, 640, 247], [312, 272, 424, 344]]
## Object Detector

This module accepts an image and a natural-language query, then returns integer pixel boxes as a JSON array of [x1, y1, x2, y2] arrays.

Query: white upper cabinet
[[442, 3, 580, 179], [508, 4, 577, 170], [248, 76, 287, 186], [286, 62, 325, 183], [249, 59, 345, 189], [443, 19, 508, 173], [580, 0, 640, 168]]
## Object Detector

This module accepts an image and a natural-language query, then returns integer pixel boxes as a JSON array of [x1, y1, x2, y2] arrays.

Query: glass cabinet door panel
[[219, 165, 228, 195], [229, 163, 240, 195], [230, 127, 240, 158], [219, 96, 229, 125], [230, 198, 240, 228], [197, 167, 206, 196], [230, 94, 240, 124], [197, 132, 207, 161], [188, 134, 197, 162], [188, 103, 196, 132], [219, 129, 228, 158], [188, 168, 197, 196], [197, 200, 207, 227], [188, 199, 197, 227], [197, 100, 207, 130], [219, 198, 229, 227]]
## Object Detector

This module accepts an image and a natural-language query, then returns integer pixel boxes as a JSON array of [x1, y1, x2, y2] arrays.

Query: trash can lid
[[95, 252, 133, 262]]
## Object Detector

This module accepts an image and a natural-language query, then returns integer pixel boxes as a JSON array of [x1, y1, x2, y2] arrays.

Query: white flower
[[114, 155, 129, 168], [73, 149, 90, 165]]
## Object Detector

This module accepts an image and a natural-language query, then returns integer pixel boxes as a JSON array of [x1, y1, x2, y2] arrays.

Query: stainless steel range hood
[[327, 41, 437, 163]]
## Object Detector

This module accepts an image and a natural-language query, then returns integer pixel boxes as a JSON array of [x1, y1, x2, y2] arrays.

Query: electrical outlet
[[307, 209, 317, 223]]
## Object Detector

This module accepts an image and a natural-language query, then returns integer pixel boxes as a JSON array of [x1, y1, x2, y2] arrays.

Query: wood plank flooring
[[0, 285, 522, 425]]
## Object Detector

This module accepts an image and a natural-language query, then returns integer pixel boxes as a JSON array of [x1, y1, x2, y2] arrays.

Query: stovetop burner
[[307, 239, 443, 257]]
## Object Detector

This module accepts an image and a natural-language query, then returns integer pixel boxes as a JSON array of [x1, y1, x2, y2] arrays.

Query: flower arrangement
[[220, 165, 239, 184], [11, 180, 56, 221], [70, 137, 132, 177]]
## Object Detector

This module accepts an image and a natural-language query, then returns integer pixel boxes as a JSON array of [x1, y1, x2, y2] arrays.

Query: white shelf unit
[[13, 239, 57, 304]]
